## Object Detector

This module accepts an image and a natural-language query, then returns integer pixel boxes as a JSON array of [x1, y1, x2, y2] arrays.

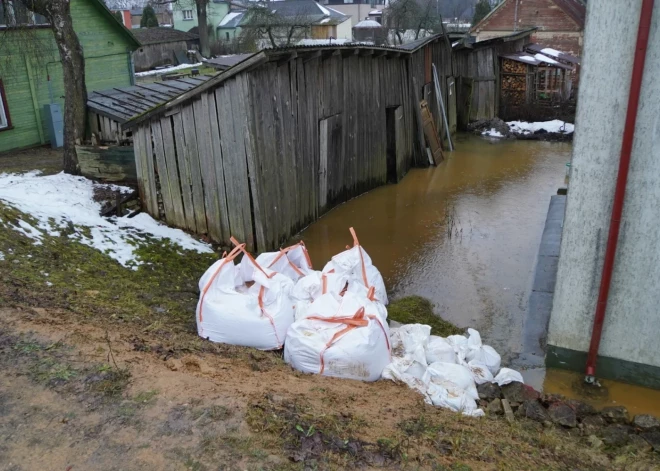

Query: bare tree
[[154, 0, 211, 57], [241, 4, 316, 49], [384, 0, 442, 44], [2, 0, 87, 174]]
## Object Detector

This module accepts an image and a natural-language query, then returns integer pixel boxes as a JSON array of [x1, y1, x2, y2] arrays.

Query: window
[[182, 10, 193, 20], [225, 31, 230, 41], [0, 80, 12, 131], [0, 1, 49, 27]]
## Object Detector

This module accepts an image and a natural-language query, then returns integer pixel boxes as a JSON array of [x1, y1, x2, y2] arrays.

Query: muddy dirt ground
[[1, 149, 659, 470]]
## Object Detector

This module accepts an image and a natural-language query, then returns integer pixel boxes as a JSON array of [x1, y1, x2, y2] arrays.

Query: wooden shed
[[453, 29, 535, 127], [123, 36, 463, 252], [87, 76, 213, 144]]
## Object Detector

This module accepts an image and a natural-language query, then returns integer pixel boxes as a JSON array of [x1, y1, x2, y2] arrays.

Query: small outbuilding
[[132, 27, 200, 73], [352, 19, 387, 45]]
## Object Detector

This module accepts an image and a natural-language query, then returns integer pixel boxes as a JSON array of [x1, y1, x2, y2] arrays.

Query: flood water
[[298, 133, 660, 415], [300, 134, 571, 360]]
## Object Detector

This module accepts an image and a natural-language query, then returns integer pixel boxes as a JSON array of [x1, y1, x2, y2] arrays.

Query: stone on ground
[[547, 402, 577, 428], [601, 406, 629, 424]]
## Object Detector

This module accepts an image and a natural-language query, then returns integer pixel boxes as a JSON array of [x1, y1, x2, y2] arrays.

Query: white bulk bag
[[423, 361, 479, 401], [236, 239, 312, 283], [286, 241, 314, 275], [196, 244, 294, 350], [299, 291, 386, 323], [325, 228, 388, 305], [284, 306, 391, 382], [426, 336, 457, 364], [464, 328, 501, 375]]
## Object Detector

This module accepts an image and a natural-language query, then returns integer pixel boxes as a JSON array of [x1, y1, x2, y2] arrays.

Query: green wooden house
[[0, 0, 140, 154]]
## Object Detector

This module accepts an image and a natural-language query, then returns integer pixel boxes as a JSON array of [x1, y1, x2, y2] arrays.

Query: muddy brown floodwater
[[300, 134, 571, 362]]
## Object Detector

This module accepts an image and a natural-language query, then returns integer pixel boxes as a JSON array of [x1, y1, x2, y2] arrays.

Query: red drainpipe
[[585, 0, 655, 382]]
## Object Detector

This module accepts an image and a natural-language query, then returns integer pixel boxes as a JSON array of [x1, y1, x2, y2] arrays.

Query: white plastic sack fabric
[[423, 361, 479, 401], [298, 291, 387, 323], [464, 328, 501, 375], [493, 368, 524, 386], [390, 324, 431, 356], [325, 228, 389, 305], [467, 360, 494, 385], [426, 383, 484, 417], [284, 305, 391, 381], [238, 251, 303, 283], [285, 242, 314, 275], [426, 336, 457, 364], [290, 271, 350, 321], [196, 248, 295, 350]]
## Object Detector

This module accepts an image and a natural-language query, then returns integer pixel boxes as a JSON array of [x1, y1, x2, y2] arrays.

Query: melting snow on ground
[[0, 171, 213, 268], [482, 128, 504, 138], [135, 62, 203, 77], [508, 120, 574, 134]]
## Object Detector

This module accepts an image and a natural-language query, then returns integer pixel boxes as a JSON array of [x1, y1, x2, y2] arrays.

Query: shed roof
[[471, 0, 585, 32], [240, 0, 349, 27], [501, 52, 573, 70], [133, 27, 199, 45], [87, 76, 213, 124], [205, 53, 254, 69], [525, 43, 580, 65], [123, 33, 452, 129]]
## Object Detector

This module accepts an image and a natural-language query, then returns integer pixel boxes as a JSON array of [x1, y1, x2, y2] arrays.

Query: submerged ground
[[0, 147, 658, 470]]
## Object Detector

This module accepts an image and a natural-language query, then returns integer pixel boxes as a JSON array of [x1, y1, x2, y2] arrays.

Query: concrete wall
[[547, 1, 660, 377]]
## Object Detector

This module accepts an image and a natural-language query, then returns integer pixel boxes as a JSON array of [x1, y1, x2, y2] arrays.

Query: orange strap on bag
[[349, 227, 370, 289], [198, 244, 245, 323], [230, 237, 283, 347], [307, 306, 391, 374]]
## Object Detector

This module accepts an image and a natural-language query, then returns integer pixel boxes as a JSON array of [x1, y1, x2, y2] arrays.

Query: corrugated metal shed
[[87, 76, 213, 124]]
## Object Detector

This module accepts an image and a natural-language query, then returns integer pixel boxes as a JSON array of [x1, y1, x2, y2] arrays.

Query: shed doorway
[[386, 106, 403, 183]]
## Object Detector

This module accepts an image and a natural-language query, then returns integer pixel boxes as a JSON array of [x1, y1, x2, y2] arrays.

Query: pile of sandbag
[[196, 227, 524, 413], [382, 325, 524, 416], [196, 228, 391, 381]]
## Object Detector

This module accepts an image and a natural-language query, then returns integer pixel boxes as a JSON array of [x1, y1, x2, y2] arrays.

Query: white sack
[[423, 361, 479, 401], [493, 368, 524, 386], [426, 336, 457, 364], [467, 360, 494, 385], [390, 324, 431, 356], [464, 328, 501, 375], [291, 271, 349, 321], [298, 291, 386, 323], [284, 307, 391, 382], [426, 383, 484, 417], [197, 256, 294, 350], [286, 242, 313, 274]]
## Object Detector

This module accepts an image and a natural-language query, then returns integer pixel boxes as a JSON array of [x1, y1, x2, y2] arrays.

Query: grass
[[388, 296, 463, 337]]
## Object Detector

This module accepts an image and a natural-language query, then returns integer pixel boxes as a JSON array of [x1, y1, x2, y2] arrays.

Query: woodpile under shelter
[[452, 29, 535, 128], [499, 43, 579, 120], [123, 32, 531, 252]]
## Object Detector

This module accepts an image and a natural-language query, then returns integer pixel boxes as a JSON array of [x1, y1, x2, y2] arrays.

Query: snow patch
[[541, 47, 562, 57], [482, 128, 504, 138], [135, 62, 202, 77], [0, 172, 213, 269], [507, 120, 574, 134], [534, 53, 558, 64], [218, 12, 242, 27], [518, 55, 536, 62]]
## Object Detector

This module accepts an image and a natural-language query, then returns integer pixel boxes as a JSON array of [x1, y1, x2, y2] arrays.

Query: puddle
[[299, 134, 571, 361], [541, 368, 660, 417]]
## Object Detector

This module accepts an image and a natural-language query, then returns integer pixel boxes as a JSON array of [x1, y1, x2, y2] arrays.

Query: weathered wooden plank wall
[[132, 37, 530, 252]]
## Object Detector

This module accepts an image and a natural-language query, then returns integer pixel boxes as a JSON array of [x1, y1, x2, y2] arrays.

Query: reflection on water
[[299, 134, 571, 360], [544, 368, 660, 417]]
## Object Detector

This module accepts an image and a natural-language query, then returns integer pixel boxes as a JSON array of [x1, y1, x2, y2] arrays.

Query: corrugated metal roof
[[87, 76, 213, 124]]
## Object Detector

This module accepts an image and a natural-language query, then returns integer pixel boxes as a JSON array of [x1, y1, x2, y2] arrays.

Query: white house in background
[[172, 0, 234, 40]]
